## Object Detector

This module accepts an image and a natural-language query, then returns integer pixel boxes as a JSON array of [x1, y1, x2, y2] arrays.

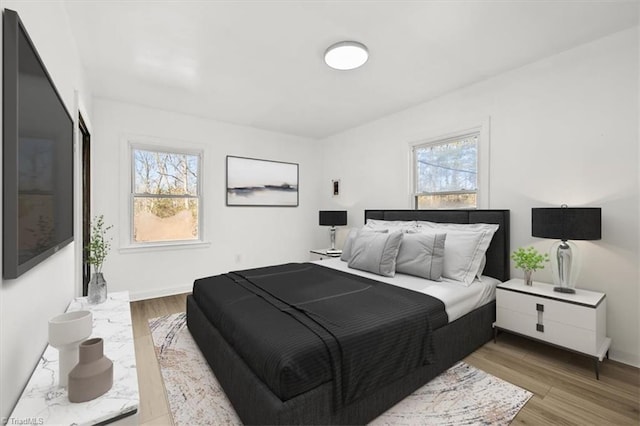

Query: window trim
[[408, 118, 490, 209], [120, 136, 208, 251]]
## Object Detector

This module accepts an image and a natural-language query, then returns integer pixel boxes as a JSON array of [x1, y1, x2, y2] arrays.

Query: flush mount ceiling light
[[324, 41, 369, 70]]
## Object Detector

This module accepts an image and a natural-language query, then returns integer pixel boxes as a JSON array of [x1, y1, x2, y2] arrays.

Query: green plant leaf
[[85, 214, 113, 274], [511, 246, 549, 272]]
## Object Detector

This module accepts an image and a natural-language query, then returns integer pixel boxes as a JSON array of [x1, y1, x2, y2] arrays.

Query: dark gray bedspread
[[192, 263, 447, 409]]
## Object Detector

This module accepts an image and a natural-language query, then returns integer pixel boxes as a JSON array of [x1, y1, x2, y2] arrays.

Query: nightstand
[[310, 249, 342, 261], [494, 278, 611, 379]]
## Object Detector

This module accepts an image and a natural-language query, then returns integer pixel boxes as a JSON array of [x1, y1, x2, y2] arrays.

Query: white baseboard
[[129, 284, 192, 302], [609, 349, 640, 368]]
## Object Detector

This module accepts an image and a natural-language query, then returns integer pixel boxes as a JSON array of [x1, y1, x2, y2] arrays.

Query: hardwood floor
[[131, 293, 188, 425], [131, 294, 639, 425], [467, 334, 639, 425]]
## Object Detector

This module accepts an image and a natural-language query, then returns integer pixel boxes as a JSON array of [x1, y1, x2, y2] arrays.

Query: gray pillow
[[348, 231, 403, 277], [340, 228, 388, 262], [395, 232, 446, 280]]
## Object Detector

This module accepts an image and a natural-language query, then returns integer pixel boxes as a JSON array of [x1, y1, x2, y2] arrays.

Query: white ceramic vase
[[48, 310, 93, 387]]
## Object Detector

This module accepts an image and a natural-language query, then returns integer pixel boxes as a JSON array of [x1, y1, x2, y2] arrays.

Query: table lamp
[[319, 210, 347, 254], [531, 205, 601, 293]]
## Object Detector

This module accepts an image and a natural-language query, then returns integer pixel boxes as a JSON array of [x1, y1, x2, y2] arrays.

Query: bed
[[186, 209, 510, 425]]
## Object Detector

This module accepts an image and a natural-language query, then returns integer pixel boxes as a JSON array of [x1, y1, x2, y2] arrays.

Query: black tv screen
[[3, 9, 74, 279]]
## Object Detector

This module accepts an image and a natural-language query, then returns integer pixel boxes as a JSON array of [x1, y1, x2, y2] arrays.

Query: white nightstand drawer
[[496, 307, 601, 355], [497, 288, 596, 331]]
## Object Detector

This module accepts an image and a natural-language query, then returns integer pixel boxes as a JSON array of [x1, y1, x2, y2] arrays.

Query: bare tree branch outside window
[[414, 134, 478, 209], [132, 147, 201, 243]]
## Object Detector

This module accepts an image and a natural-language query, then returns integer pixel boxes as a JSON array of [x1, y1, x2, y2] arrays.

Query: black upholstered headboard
[[364, 209, 510, 282]]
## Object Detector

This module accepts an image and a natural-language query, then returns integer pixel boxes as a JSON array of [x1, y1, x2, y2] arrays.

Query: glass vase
[[88, 272, 107, 304], [523, 269, 533, 286]]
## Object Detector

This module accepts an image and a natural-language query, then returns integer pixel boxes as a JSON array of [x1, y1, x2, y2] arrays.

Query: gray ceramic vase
[[68, 337, 113, 403]]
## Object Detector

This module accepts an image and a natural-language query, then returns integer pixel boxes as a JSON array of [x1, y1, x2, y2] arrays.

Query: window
[[131, 146, 202, 244], [413, 132, 479, 209]]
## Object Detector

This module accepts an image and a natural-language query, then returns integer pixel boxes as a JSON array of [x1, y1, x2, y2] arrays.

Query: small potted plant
[[511, 246, 549, 286], [86, 215, 113, 304]]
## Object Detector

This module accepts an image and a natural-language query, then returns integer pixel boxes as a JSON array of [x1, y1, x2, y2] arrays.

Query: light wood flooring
[[131, 293, 639, 425]]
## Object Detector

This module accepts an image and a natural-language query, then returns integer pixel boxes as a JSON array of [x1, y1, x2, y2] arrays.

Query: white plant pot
[[48, 310, 93, 387]]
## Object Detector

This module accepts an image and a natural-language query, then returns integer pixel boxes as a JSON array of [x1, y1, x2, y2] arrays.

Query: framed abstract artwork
[[226, 156, 299, 207]]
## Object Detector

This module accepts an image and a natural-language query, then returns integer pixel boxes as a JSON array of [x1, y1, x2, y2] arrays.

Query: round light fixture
[[324, 41, 369, 70]]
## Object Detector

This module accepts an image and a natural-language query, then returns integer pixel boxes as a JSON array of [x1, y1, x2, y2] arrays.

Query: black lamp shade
[[319, 210, 347, 227], [532, 207, 601, 241]]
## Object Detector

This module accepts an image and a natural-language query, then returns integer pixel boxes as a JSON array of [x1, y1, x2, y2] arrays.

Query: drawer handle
[[536, 324, 544, 332], [536, 303, 544, 312]]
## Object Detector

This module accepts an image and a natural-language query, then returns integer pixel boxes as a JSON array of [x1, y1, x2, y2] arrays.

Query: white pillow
[[417, 220, 499, 234], [441, 230, 493, 285], [416, 222, 499, 286], [476, 255, 487, 279], [363, 219, 417, 233]]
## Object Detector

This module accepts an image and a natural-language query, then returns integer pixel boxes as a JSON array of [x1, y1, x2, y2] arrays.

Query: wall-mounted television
[[3, 9, 74, 279]]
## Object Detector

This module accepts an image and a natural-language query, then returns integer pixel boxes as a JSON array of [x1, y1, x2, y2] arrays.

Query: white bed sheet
[[312, 258, 499, 322]]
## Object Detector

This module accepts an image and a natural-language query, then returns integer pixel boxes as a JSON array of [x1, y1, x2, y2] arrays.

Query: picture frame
[[226, 156, 299, 207]]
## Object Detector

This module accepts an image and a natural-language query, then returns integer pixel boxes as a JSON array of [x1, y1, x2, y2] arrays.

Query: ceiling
[[63, 1, 639, 139]]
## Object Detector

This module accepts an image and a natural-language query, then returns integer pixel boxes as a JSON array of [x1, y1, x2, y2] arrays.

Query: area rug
[[149, 312, 532, 425]]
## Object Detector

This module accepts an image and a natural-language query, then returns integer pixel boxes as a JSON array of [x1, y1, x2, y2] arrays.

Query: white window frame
[[408, 118, 490, 209], [119, 135, 209, 252]]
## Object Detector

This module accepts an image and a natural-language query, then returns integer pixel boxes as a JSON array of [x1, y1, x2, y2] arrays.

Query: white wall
[[1, 11, 635, 424], [0, 1, 92, 420], [320, 28, 639, 366], [91, 99, 322, 300]]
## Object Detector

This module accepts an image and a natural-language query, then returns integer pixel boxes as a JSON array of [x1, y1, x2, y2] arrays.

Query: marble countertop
[[8, 291, 139, 426]]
